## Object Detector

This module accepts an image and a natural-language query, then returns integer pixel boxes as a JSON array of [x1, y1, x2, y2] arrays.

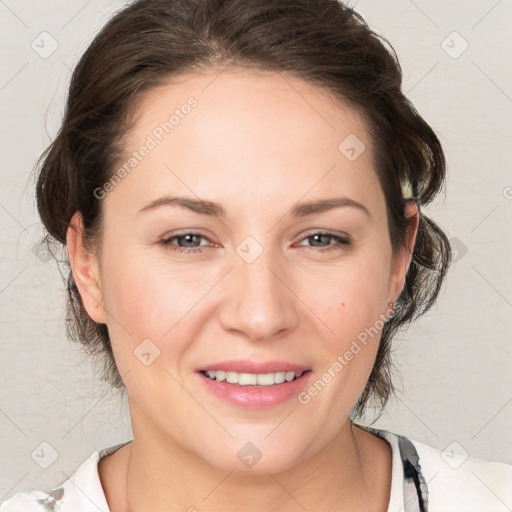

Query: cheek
[[101, 247, 190, 333], [100, 248, 217, 375], [307, 251, 391, 390], [317, 254, 390, 327]]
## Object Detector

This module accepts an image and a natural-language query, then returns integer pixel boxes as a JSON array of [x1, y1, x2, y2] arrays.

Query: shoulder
[[409, 436, 512, 511], [357, 422, 512, 511], [0, 486, 69, 512], [0, 442, 129, 512]]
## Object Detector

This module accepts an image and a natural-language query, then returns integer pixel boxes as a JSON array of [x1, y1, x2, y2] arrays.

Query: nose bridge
[[219, 235, 299, 340]]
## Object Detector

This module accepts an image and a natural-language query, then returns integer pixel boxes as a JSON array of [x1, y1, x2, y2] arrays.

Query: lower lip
[[197, 371, 313, 409]]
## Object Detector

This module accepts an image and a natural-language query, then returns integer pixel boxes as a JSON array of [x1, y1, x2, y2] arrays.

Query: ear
[[388, 201, 420, 304], [66, 211, 107, 324]]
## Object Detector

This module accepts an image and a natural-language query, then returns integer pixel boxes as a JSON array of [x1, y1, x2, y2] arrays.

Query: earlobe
[[66, 212, 107, 324]]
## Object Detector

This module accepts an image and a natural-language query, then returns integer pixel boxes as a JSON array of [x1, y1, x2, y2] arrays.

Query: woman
[[2, 0, 510, 511]]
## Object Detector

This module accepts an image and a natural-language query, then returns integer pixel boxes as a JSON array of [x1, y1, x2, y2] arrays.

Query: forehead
[[129, 67, 369, 148], [109, 67, 382, 219]]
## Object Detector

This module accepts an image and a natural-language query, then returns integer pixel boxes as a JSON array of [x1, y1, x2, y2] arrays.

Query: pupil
[[311, 234, 328, 247], [181, 234, 199, 248]]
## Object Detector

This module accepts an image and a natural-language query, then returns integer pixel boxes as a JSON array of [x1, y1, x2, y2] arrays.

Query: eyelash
[[158, 231, 350, 254]]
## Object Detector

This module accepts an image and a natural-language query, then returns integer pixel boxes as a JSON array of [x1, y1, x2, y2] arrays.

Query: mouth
[[199, 369, 310, 387], [196, 365, 313, 408]]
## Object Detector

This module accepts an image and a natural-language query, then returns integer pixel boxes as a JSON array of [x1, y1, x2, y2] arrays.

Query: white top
[[1, 424, 511, 511]]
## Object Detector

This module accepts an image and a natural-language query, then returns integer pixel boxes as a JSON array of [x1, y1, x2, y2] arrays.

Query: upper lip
[[198, 360, 311, 374]]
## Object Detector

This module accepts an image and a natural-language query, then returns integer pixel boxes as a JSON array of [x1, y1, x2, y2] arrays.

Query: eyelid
[[294, 230, 351, 250], [159, 229, 351, 255], [160, 228, 215, 244], [158, 231, 216, 252], [159, 229, 350, 244], [297, 228, 350, 241]]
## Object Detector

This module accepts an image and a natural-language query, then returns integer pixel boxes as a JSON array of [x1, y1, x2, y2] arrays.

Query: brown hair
[[34, 0, 451, 420]]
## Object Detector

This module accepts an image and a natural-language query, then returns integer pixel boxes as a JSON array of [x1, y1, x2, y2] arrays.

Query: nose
[[218, 246, 300, 342]]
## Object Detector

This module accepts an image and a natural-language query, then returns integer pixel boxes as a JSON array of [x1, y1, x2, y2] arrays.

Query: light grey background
[[0, 0, 511, 499]]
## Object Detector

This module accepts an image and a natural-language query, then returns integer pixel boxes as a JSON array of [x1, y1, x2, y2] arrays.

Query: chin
[[197, 436, 307, 476]]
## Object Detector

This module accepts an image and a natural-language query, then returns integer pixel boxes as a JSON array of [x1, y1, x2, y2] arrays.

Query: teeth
[[203, 370, 305, 386]]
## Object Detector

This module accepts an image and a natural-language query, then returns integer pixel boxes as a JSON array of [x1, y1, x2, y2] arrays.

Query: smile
[[201, 370, 306, 386]]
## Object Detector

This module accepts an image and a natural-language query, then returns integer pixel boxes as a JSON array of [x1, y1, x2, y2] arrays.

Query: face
[[69, 67, 415, 475]]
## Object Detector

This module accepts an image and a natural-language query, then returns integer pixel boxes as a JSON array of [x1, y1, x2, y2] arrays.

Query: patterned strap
[[353, 423, 429, 512], [397, 433, 429, 512]]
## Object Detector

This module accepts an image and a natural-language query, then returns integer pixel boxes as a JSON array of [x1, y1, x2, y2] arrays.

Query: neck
[[106, 412, 390, 512]]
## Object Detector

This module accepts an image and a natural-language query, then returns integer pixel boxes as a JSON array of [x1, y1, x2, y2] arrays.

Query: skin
[[67, 67, 419, 512]]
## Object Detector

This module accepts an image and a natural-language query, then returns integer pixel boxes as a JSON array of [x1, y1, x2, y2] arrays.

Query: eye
[[159, 232, 212, 254], [297, 231, 350, 252], [159, 230, 350, 255]]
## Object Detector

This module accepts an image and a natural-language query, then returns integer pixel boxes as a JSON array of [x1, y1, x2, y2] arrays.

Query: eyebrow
[[137, 195, 371, 219]]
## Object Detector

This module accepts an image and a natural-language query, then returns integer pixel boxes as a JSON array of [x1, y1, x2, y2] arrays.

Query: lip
[[196, 367, 313, 409], [198, 360, 311, 374]]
